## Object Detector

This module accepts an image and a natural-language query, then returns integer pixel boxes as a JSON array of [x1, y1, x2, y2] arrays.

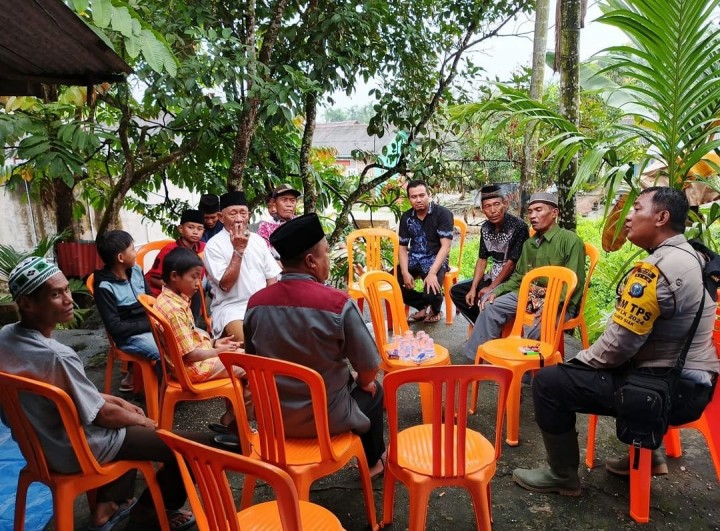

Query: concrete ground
[[49, 310, 720, 531]]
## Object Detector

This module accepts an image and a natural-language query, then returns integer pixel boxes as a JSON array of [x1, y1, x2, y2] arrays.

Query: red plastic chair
[[585, 290, 720, 523], [219, 352, 379, 530], [157, 430, 344, 531], [471, 266, 578, 446], [86, 273, 160, 421], [382, 365, 512, 531], [135, 239, 174, 273], [0, 371, 169, 531]]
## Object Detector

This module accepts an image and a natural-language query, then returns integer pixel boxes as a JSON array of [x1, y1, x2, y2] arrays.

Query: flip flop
[[88, 498, 137, 531], [166, 509, 196, 531], [407, 309, 428, 322], [424, 310, 443, 323]]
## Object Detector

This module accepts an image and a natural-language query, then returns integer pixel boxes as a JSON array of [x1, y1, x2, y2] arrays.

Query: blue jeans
[[117, 332, 162, 380]]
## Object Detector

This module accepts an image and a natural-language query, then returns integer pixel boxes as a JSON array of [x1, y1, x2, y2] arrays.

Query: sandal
[[88, 498, 137, 531], [128, 508, 195, 531], [118, 374, 133, 393], [407, 308, 429, 322], [424, 309, 443, 323], [370, 452, 387, 480]]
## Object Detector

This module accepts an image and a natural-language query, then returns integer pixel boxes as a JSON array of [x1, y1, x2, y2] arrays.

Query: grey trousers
[[463, 292, 530, 361], [462, 291, 578, 361]]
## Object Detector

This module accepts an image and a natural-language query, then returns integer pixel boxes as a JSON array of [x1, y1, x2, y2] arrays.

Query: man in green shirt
[[463, 192, 585, 361]]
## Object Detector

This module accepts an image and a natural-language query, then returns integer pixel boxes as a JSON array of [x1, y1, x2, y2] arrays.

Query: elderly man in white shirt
[[203, 191, 281, 343]]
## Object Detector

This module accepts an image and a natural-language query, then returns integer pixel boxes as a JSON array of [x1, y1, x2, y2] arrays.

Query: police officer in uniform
[[513, 186, 719, 496]]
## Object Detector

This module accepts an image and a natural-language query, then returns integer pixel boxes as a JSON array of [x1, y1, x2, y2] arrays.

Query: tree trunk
[[227, 0, 288, 191], [300, 92, 318, 213], [557, 0, 581, 230], [521, 0, 550, 217], [54, 179, 77, 240]]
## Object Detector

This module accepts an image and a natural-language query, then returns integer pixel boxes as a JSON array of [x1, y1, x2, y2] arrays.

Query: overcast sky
[[327, 0, 627, 110]]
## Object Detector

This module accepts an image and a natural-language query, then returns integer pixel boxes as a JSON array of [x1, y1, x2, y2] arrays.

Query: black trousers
[[397, 265, 447, 314], [449, 278, 492, 323], [351, 381, 386, 466], [532, 362, 714, 435], [97, 427, 214, 509]]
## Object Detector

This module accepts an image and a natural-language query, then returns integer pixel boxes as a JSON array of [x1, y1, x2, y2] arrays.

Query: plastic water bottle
[[386, 333, 400, 360], [400, 330, 414, 360]]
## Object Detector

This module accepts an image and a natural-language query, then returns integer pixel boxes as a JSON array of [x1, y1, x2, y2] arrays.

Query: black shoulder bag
[[614, 282, 706, 454]]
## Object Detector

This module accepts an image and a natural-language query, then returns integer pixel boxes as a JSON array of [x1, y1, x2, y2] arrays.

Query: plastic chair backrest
[[87, 272, 129, 362], [157, 429, 304, 531], [383, 365, 512, 477], [346, 228, 399, 288], [575, 242, 600, 319], [136, 240, 174, 273], [0, 371, 105, 481], [359, 270, 409, 354], [219, 352, 338, 466], [137, 293, 187, 389], [511, 266, 578, 353], [452, 218, 468, 270]]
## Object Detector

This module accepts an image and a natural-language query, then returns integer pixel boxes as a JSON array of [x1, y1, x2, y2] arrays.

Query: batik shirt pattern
[[398, 202, 454, 273]]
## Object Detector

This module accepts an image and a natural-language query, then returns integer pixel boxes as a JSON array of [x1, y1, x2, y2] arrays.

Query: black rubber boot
[[512, 430, 581, 496]]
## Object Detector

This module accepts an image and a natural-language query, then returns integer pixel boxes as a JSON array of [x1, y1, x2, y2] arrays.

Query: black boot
[[512, 430, 581, 496]]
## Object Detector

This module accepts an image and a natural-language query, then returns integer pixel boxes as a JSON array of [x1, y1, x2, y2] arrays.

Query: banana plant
[[451, 0, 720, 245]]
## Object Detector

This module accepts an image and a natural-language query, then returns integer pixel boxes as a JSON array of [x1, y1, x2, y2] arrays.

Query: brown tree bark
[[556, 0, 583, 230], [300, 92, 318, 213], [227, 0, 289, 191]]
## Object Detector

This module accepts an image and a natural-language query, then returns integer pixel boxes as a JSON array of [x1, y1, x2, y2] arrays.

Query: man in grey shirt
[[0, 257, 206, 530]]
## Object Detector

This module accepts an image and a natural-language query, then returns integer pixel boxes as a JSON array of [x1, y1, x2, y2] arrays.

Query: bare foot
[[369, 452, 387, 479], [91, 498, 136, 528]]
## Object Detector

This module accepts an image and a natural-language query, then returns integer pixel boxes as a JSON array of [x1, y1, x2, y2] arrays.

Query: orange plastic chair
[[360, 270, 452, 423], [86, 273, 160, 422], [219, 352, 379, 530], [585, 291, 720, 523], [471, 265, 578, 446], [138, 294, 242, 432], [346, 228, 399, 323], [442, 217, 468, 325], [559, 242, 600, 354], [381, 365, 512, 531], [0, 371, 169, 531], [157, 430, 344, 531], [136, 239, 174, 273]]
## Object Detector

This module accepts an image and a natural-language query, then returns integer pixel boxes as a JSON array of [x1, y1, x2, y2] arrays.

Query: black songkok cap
[[180, 209, 204, 225], [220, 191, 247, 210], [198, 194, 221, 214], [270, 213, 326, 260], [480, 184, 503, 202]]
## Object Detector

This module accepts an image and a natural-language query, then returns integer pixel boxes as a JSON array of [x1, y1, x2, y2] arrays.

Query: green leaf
[[91, 0, 112, 27], [110, 5, 133, 37]]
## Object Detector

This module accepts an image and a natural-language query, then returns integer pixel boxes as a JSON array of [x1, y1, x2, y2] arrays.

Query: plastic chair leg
[[698, 415, 720, 481], [103, 350, 115, 394], [444, 289, 454, 325], [354, 448, 379, 531], [141, 463, 170, 530], [13, 472, 30, 531], [54, 485, 75, 531], [381, 469, 397, 527], [586, 414, 598, 468], [407, 482, 433, 531], [137, 362, 159, 422], [663, 428, 682, 458], [505, 372, 523, 446], [467, 477, 492, 531], [629, 446, 652, 524], [159, 396, 177, 430], [240, 475, 256, 510]]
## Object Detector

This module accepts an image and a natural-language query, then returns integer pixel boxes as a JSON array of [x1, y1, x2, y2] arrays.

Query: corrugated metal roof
[[313, 121, 397, 158], [0, 0, 132, 96]]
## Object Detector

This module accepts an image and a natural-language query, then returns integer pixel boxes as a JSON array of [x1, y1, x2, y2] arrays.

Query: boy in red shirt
[[145, 209, 205, 319]]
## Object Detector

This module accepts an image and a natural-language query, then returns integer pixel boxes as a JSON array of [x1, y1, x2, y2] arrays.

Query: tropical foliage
[[451, 0, 720, 244]]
